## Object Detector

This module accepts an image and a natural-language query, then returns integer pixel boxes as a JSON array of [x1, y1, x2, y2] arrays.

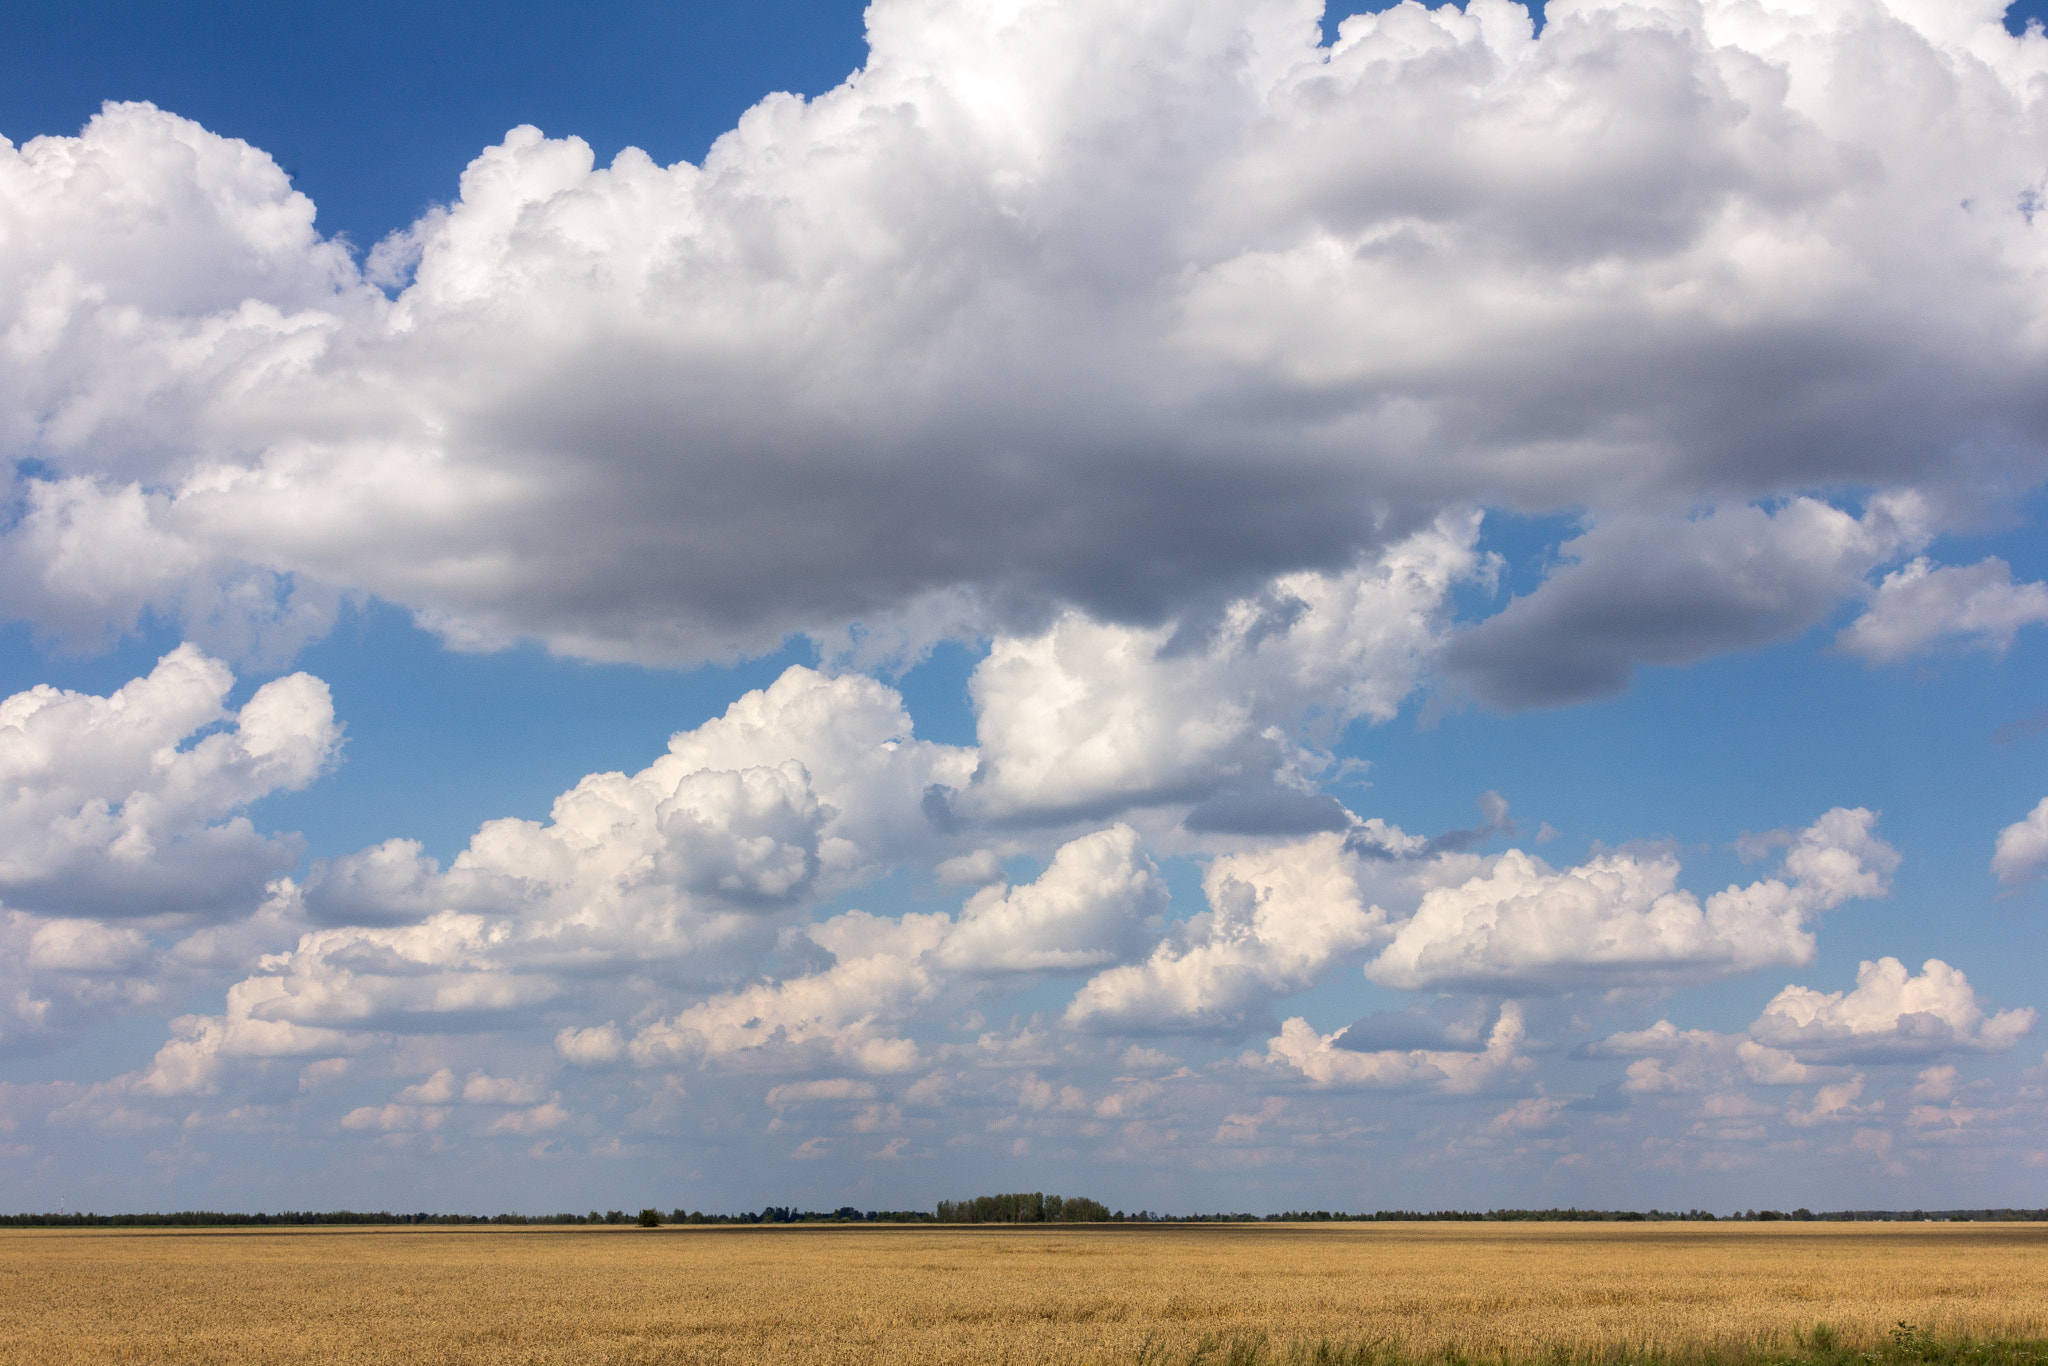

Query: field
[[0, 1221, 2044, 1366]]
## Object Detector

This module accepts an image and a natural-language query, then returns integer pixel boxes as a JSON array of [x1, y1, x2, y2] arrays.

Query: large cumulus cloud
[[2, 0, 2046, 684], [1365, 806, 1898, 991], [0, 644, 339, 920], [0, 645, 339, 1053]]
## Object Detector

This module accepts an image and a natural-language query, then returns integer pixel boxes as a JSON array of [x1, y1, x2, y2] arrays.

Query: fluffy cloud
[[0, 911, 167, 1053], [1264, 1001, 1530, 1093], [1367, 808, 1897, 991], [1587, 1020, 1852, 1091], [1065, 833, 1389, 1034], [1, 0, 2044, 686], [286, 664, 977, 973], [227, 913, 563, 1029], [112, 667, 977, 1091], [1784, 1074, 1872, 1128], [1836, 557, 2048, 663], [1991, 797, 2048, 888], [626, 909, 949, 1076], [1586, 955, 2033, 1109], [935, 824, 1166, 973], [962, 516, 1484, 821], [1749, 957, 2036, 1063], [394, 1068, 547, 1107], [0, 648, 338, 1054], [624, 824, 1169, 1073], [0, 643, 338, 920]]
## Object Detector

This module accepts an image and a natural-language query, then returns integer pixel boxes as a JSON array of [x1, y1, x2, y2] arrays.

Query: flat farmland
[[0, 1221, 2043, 1366]]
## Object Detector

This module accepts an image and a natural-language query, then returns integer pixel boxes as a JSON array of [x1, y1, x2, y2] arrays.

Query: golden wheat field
[[0, 1221, 2042, 1366]]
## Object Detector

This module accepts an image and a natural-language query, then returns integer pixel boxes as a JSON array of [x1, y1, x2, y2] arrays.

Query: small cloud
[[555, 1024, 625, 1066], [486, 1102, 569, 1135], [297, 1058, 349, 1092]]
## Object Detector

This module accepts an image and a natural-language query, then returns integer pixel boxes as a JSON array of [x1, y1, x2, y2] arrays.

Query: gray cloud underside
[[0, 0, 2045, 680]]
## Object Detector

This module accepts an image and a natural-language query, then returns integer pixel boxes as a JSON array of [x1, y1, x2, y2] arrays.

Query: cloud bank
[[2, 0, 2046, 692], [0, 636, 2034, 1206]]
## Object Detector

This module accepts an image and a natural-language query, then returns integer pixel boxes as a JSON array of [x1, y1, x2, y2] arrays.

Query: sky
[[1, 0, 2047, 1219]]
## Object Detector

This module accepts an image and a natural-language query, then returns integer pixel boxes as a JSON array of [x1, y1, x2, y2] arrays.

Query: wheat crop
[[0, 1220, 2042, 1365]]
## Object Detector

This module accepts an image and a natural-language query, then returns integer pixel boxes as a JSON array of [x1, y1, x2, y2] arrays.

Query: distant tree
[[934, 1192, 1113, 1224], [637, 1209, 662, 1228]]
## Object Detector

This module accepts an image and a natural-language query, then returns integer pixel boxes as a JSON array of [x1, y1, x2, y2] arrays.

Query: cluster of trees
[[10, 1204, 2044, 1229], [934, 1193, 1114, 1224], [664, 1207, 932, 1225]]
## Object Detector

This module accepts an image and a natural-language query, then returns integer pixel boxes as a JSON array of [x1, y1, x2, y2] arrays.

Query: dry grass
[[0, 1221, 2043, 1365]]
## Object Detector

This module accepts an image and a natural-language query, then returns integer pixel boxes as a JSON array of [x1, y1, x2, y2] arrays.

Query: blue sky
[[1, 0, 2047, 1217]]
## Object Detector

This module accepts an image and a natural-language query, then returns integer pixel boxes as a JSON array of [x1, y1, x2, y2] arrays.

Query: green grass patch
[[1117, 1326, 2048, 1366]]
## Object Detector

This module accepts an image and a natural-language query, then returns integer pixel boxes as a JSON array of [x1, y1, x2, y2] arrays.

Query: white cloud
[[0, 644, 339, 921], [628, 909, 948, 1076], [1583, 953, 2024, 1098], [393, 1068, 543, 1106], [1785, 1075, 1872, 1128], [297, 1057, 348, 1090], [1748, 957, 2036, 1063], [1065, 832, 1390, 1034], [341, 1103, 447, 1133], [0, 649, 339, 1055], [936, 824, 1165, 973], [215, 912, 562, 1029], [0, 909, 173, 1054], [0, 0, 2043, 684], [554, 1023, 624, 1066], [1735, 1040, 1850, 1088], [1836, 557, 2048, 663], [1584, 1020, 1780, 1095], [935, 849, 1006, 888], [275, 664, 979, 1007], [132, 1005, 362, 1098], [1621, 1055, 1716, 1096], [25, 918, 153, 973], [1366, 807, 1897, 991], [394, 1069, 458, 1105], [623, 824, 1172, 1073], [486, 1102, 569, 1135], [1265, 1001, 1530, 1094], [1992, 797, 2048, 888], [764, 1079, 879, 1108], [1487, 1096, 1567, 1134], [1909, 1064, 1958, 1103], [1597, 1031, 1855, 1093], [962, 516, 1484, 820], [1585, 1020, 1721, 1057]]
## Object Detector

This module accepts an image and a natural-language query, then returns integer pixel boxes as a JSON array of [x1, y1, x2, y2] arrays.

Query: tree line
[[7, 1203, 2043, 1228]]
